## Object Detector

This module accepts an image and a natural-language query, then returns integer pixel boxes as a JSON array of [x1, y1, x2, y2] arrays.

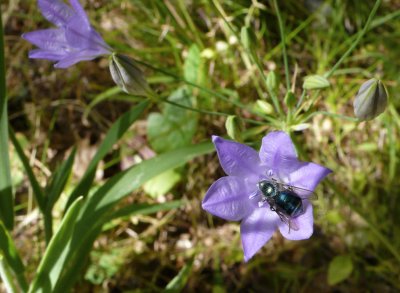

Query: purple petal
[[285, 161, 332, 192], [54, 50, 105, 68], [259, 131, 297, 173], [240, 207, 279, 262], [28, 49, 66, 61], [22, 29, 68, 51], [202, 176, 257, 221], [38, 0, 74, 27], [65, 18, 109, 51], [278, 202, 313, 240], [212, 136, 263, 179], [68, 0, 90, 26]]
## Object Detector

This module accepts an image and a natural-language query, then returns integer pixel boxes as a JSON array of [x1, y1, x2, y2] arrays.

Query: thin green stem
[[303, 111, 359, 122], [296, 89, 307, 109], [273, 0, 290, 91], [210, 0, 283, 117], [135, 59, 277, 124], [325, 0, 382, 78], [154, 93, 266, 126]]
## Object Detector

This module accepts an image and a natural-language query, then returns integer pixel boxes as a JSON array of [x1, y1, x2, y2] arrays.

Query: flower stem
[[303, 111, 359, 122], [273, 0, 291, 91], [324, 0, 382, 78], [211, 0, 283, 117]]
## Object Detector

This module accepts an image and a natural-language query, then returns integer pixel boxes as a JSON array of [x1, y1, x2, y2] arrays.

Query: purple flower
[[22, 0, 111, 68], [202, 131, 331, 261]]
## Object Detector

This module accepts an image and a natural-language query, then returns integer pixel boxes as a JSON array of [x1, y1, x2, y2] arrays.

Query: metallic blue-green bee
[[258, 179, 316, 231]]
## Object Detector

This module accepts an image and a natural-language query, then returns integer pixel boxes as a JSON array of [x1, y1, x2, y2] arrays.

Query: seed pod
[[353, 78, 388, 121], [303, 75, 330, 90], [109, 53, 151, 97]]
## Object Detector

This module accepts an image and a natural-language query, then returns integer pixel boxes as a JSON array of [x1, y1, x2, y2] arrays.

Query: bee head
[[258, 180, 277, 198]]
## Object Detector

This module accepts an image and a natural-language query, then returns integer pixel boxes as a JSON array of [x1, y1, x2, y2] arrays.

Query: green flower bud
[[109, 53, 151, 97], [255, 100, 274, 115], [225, 115, 243, 141], [353, 78, 388, 121], [303, 75, 330, 90]]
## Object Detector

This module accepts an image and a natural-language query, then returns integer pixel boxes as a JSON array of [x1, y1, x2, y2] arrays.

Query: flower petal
[[28, 49, 66, 61], [22, 29, 68, 51], [202, 176, 257, 221], [240, 207, 279, 262], [259, 131, 297, 173], [54, 50, 104, 68], [285, 161, 332, 192], [278, 202, 313, 240], [212, 136, 262, 178], [38, 0, 74, 27], [69, 0, 90, 27], [65, 18, 109, 51]]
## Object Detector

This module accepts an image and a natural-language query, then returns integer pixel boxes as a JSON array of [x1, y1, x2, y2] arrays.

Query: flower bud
[[303, 75, 330, 90], [255, 100, 274, 115], [109, 53, 151, 97], [353, 78, 388, 121]]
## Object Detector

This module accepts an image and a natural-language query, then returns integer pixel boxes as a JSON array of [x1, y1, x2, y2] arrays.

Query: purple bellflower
[[202, 131, 331, 261], [22, 0, 111, 68]]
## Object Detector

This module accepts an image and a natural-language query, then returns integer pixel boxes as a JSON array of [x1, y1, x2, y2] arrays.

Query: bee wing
[[275, 210, 299, 232], [277, 182, 318, 200]]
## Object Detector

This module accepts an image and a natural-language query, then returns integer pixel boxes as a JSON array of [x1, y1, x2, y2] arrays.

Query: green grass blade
[[0, 4, 14, 229], [106, 200, 184, 223], [0, 257, 18, 293], [9, 128, 46, 213], [43, 147, 77, 243], [65, 100, 150, 211], [45, 147, 77, 212], [0, 222, 28, 292], [164, 258, 194, 292], [28, 197, 84, 293], [49, 142, 214, 291]]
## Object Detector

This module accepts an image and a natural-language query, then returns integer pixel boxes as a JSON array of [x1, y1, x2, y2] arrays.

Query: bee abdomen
[[275, 191, 303, 218]]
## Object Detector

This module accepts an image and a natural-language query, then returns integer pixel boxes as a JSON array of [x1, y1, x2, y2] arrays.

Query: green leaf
[[147, 88, 197, 153], [184, 44, 204, 86], [38, 142, 214, 291], [65, 100, 150, 211], [9, 129, 45, 212], [46, 148, 76, 212], [143, 169, 181, 198], [28, 197, 84, 293], [164, 258, 194, 292], [327, 255, 354, 286], [303, 75, 330, 90], [0, 222, 28, 292], [106, 200, 184, 223], [0, 7, 13, 229]]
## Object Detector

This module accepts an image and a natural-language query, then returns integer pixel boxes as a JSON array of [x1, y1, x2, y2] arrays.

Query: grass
[[2, 0, 400, 291]]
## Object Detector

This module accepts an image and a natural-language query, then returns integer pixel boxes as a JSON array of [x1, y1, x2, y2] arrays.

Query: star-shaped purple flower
[[22, 0, 111, 68], [202, 131, 332, 261]]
